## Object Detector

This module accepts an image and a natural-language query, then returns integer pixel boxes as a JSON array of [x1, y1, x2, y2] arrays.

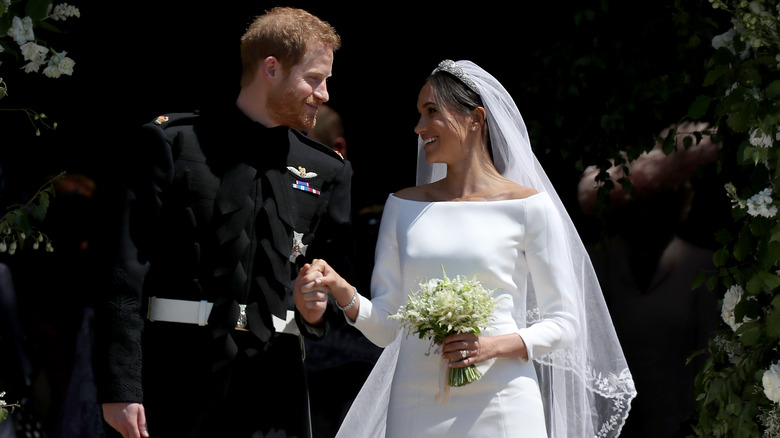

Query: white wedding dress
[[343, 192, 579, 438]]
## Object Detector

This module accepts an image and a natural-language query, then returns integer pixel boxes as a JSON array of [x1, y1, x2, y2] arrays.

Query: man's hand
[[294, 263, 328, 325], [102, 402, 149, 438]]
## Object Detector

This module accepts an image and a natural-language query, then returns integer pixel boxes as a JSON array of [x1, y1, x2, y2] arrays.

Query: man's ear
[[261, 56, 281, 82]]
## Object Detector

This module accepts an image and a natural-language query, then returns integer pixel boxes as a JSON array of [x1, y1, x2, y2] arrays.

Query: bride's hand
[[306, 259, 353, 304], [305, 259, 360, 321], [442, 333, 484, 367], [442, 332, 528, 367]]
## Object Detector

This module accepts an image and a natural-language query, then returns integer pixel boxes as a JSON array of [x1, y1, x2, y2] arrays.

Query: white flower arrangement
[[759, 405, 780, 438], [652, 0, 780, 435], [0, 2, 75, 424], [1, 0, 80, 135], [3, 2, 79, 77], [389, 266, 498, 387], [725, 184, 779, 218]]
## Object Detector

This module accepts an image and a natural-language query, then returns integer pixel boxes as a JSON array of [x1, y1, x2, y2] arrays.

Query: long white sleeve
[[515, 193, 580, 361], [350, 197, 404, 347]]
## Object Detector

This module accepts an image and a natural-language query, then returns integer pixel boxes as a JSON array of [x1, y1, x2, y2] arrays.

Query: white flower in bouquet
[[389, 266, 498, 387]]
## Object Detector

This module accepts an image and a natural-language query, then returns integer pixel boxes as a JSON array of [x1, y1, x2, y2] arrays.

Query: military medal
[[290, 231, 308, 262], [292, 180, 320, 195]]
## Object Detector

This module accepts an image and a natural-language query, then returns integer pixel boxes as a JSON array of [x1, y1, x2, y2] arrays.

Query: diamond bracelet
[[337, 286, 358, 311]]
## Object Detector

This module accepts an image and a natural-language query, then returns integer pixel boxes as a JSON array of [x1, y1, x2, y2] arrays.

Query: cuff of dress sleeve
[[345, 291, 369, 325], [515, 329, 533, 363]]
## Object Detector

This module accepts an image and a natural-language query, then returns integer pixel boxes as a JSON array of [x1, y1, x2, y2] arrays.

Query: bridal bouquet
[[389, 266, 497, 387]]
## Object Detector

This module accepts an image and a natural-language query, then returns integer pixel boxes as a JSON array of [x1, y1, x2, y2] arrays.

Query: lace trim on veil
[[526, 307, 636, 437]]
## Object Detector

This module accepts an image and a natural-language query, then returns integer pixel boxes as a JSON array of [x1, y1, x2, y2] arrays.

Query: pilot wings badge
[[287, 165, 317, 179]]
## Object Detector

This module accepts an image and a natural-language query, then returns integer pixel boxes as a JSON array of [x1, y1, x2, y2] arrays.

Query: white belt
[[147, 296, 300, 336]]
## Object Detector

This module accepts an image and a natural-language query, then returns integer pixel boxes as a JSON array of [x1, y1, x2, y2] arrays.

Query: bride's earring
[[471, 125, 477, 131]]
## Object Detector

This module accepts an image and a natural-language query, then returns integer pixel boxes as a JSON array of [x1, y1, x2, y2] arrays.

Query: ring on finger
[[460, 350, 467, 360]]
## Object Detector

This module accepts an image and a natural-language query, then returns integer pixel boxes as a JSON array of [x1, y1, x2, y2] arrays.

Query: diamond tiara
[[433, 59, 480, 95]]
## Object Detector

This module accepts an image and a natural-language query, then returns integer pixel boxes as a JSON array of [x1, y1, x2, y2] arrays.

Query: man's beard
[[267, 85, 317, 131]]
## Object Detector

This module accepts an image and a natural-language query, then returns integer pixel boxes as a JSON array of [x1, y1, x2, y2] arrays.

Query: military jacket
[[95, 103, 353, 403]]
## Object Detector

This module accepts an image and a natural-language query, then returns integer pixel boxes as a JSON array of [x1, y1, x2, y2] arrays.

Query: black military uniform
[[95, 101, 354, 438]]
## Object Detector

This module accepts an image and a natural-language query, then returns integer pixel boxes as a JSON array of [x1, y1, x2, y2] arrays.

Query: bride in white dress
[[294, 60, 636, 438]]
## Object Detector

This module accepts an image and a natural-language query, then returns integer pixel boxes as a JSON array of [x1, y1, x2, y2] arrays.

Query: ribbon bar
[[292, 180, 320, 195]]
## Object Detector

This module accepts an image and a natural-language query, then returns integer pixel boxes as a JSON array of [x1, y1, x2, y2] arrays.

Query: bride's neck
[[437, 165, 506, 201]]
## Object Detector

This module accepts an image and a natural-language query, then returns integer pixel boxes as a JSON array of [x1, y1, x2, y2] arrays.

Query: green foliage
[[0, 0, 79, 135], [525, 1, 724, 174], [0, 1, 78, 423], [539, 1, 780, 435], [0, 392, 19, 425], [519, 1, 729, 252], [0, 171, 63, 254], [681, 1, 780, 436], [0, 0, 54, 33]]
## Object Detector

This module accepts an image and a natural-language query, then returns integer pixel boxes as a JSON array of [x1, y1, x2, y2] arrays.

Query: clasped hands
[[293, 258, 350, 325]]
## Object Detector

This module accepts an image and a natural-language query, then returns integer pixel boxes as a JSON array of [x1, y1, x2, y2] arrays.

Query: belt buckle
[[235, 304, 248, 331]]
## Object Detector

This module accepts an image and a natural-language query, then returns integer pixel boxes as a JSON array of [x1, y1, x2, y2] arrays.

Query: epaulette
[[290, 128, 345, 162], [149, 111, 200, 129]]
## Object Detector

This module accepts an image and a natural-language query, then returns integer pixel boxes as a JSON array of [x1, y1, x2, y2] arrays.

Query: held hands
[[294, 258, 357, 324], [102, 402, 149, 438], [294, 263, 329, 325]]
